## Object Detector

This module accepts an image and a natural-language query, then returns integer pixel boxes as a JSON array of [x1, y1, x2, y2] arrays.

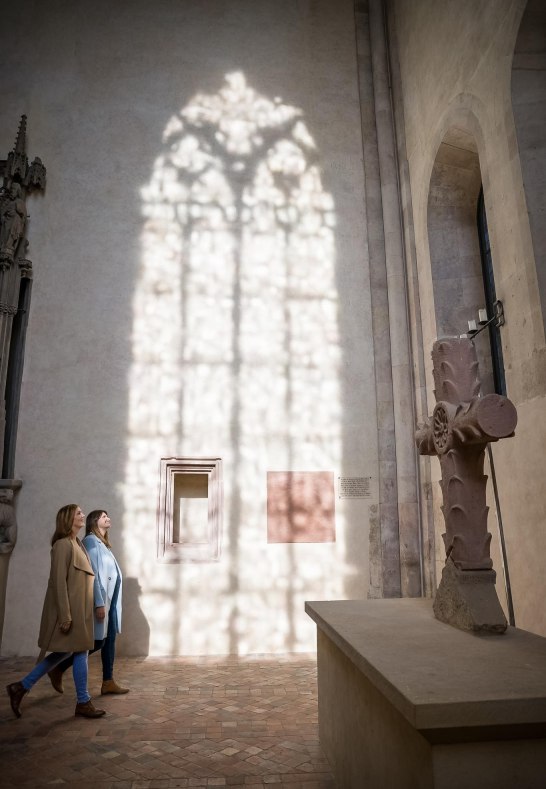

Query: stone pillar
[[0, 479, 21, 648], [355, 2, 401, 598], [0, 117, 45, 649], [0, 268, 17, 458], [365, 0, 421, 596]]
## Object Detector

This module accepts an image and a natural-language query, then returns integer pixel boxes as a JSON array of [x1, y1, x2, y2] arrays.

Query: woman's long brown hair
[[51, 504, 78, 546], [85, 509, 111, 549]]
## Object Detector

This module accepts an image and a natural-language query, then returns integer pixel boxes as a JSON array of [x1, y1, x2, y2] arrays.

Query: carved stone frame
[[157, 457, 222, 563]]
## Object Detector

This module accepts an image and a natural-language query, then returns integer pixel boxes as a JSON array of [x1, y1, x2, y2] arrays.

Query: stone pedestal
[[306, 599, 546, 789], [433, 558, 507, 633]]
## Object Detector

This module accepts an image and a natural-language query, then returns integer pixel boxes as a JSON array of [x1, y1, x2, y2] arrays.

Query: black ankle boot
[[74, 700, 106, 718], [6, 681, 28, 718]]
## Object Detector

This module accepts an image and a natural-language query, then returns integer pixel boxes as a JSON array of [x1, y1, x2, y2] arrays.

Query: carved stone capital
[[0, 479, 22, 555], [17, 257, 33, 278]]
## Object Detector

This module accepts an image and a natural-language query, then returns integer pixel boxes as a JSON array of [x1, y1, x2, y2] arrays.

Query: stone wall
[[0, 0, 378, 656], [390, 0, 546, 635], [512, 0, 546, 335]]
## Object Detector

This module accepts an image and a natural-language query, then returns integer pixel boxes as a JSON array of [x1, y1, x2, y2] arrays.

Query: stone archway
[[511, 0, 546, 332], [425, 123, 513, 620], [427, 126, 495, 394]]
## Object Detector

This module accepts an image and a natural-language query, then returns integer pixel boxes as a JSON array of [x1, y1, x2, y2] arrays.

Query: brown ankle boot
[[101, 678, 129, 695], [6, 682, 28, 718], [74, 700, 106, 718], [48, 666, 64, 694]]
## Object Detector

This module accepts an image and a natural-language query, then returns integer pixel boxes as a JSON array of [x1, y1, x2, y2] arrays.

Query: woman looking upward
[[48, 509, 128, 696], [6, 504, 105, 718]]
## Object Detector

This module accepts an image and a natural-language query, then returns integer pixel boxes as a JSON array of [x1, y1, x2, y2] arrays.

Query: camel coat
[[37, 537, 95, 652]]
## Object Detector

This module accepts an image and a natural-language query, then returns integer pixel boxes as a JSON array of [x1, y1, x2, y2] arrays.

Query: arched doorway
[[427, 126, 502, 394], [426, 124, 513, 618]]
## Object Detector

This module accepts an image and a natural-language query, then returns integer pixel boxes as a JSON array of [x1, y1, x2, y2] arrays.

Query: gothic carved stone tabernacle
[[0, 115, 46, 474]]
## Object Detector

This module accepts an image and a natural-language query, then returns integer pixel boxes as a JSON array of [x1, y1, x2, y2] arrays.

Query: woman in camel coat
[[50, 509, 129, 695], [38, 534, 95, 652], [6, 504, 106, 719]]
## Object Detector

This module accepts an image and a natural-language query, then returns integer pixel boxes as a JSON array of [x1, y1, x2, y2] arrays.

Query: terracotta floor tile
[[1, 655, 335, 788]]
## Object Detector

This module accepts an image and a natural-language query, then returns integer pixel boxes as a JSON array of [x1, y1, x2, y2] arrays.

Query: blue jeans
[[101, 605, 117, 681], [57, 579, 119, 681], [100, 575, 120, 681], [21, 651, 90, 703], [55, 639, 104, 676]]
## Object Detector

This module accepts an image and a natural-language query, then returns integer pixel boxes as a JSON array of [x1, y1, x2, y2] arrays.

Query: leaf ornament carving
[[416, 337, 517, 571]]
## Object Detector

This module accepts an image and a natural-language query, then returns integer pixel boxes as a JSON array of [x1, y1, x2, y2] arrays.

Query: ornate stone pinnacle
[[14, 115, 27, 153], [6, 115, 29, 184]]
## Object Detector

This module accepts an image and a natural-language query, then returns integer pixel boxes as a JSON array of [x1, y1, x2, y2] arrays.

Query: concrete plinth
[[305, 599, 546, 789]]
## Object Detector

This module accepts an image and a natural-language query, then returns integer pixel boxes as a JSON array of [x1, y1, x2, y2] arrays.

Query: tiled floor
[[0, 653, 336, 789]]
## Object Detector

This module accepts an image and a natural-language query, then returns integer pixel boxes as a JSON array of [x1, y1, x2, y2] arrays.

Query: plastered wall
[[391, 0, 546, 635], [0, 0, 379, 656]]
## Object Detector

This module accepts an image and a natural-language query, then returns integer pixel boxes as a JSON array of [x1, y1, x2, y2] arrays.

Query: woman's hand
[[95, 605, 106, 621], [59, 620, 72, 634]]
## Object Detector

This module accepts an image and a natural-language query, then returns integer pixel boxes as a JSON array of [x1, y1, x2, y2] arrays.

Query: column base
[[433, 558, 507, 634]]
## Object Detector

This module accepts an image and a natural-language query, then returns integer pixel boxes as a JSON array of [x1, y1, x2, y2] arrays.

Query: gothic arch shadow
[[122, 72, 346, 656]]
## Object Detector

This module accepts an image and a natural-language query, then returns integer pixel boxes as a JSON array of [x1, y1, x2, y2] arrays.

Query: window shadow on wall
[[124, 72, 346, 656]]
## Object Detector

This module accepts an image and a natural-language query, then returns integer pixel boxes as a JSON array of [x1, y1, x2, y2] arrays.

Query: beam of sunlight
[[122, 72, 344, 655]]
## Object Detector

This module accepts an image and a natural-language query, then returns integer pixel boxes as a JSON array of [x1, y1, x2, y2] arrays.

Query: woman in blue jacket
[[48, 509, 129, 695]]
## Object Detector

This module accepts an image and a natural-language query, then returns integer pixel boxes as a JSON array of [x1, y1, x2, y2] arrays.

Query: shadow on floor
[[1, 653, 335, 788]]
